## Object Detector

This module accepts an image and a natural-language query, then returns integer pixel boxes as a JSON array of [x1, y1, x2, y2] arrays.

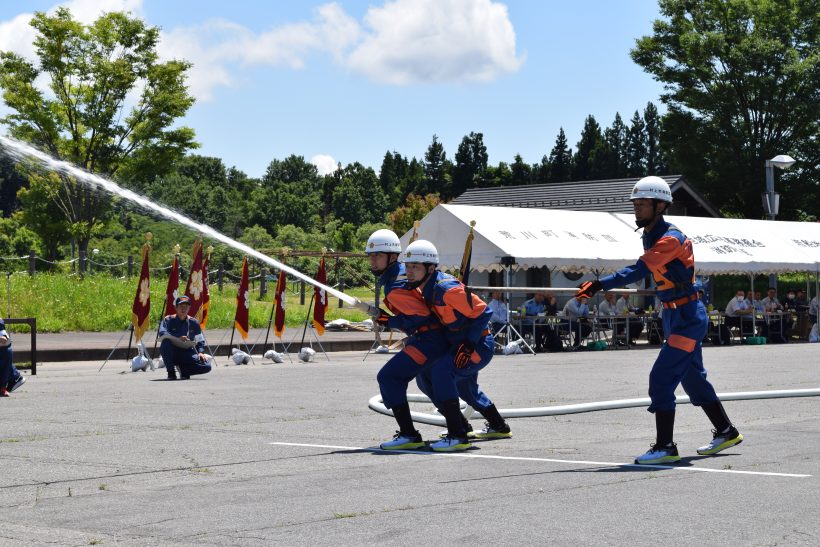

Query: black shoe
[[166, 375, 178, 380], [180, 374, 190, 380]]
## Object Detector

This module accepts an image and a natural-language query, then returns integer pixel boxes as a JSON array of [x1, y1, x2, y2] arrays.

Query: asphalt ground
[[1, 343, 819, 546]]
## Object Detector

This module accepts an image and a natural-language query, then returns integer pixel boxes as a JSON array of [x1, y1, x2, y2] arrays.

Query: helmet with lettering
[[400, 240, 439, 265], [365, 229, 401, 255], [630, 176, 673, 203]]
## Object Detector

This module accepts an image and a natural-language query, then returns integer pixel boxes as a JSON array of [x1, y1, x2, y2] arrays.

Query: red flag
[[164, 254, 179, 316], [198, 252, 211, 328], [184, 240, 205, 319], [313, 258, 328, 336], [131, 244, 151, 342], [234, 256, 250, 340], [274, 270, 287, 338]]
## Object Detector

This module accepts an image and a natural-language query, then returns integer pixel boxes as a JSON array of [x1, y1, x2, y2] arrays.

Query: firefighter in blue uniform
[[576, 176, 742, 464], [365, 230, 451, 450], [402, 240, 511, 452], [158, 295, 211, 380], [0, 318, 26, 397]]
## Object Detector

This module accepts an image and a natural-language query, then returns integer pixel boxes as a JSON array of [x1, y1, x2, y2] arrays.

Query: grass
[[1, 273, 374, 333]]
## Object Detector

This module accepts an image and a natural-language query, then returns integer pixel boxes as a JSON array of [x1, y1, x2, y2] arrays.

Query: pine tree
[[510, 154, 532, 186], [423, 134, 449, 195], [534, 155, 550, 184], [604, 113, 628, 178], [450, 132, 489, 198], [625, 110, 647, 177], [572, 115, 604, 181], [643, 102, 665, 175], [547, 128, 572, 183]]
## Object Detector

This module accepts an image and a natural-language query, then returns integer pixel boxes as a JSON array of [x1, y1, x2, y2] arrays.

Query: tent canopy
[[402, 204, 819, 275]]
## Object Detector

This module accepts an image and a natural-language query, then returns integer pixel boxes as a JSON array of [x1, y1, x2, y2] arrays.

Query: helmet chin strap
[[407, 264, 434, 289]]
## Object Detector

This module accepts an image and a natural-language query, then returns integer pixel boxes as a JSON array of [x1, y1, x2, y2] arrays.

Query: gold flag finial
[[173, 243, 181, 255], [145, 231, 153, 242], [207, 245, 214, 256]]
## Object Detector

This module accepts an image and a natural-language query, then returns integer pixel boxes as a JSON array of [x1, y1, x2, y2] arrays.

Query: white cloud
[[1, 0, 523, 105], [0, 0, 143, 63], [346, 0, 524, 85], [311, 154, 339, 176]]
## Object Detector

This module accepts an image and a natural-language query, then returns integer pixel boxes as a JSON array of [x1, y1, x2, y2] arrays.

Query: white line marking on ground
[[270, 442, 812, 478]]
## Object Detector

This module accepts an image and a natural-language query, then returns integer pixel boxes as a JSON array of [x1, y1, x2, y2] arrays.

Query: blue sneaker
[[8, 375, 25, 393], [430, 435, 471, 452], [380, 431, 425, 450]]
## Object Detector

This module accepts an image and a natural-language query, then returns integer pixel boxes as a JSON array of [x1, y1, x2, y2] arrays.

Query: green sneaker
[[380, 431, 425, 450], [697, 427, 743, 455], [634, 442, 681, 465]]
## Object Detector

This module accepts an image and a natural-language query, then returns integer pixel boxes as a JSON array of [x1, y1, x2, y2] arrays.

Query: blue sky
[[0, 0, 666, 178]]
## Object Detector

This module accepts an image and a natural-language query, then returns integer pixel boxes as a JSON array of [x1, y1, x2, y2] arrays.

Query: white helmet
[[630, 176, 673, 203], [400, 239, 439, 265], [365, 229, 401, 254]]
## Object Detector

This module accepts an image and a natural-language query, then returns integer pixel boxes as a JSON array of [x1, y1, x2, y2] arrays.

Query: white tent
[[403, 204, 820, 275], [613, 214, 819, 275], [400, 204, 639, 273]]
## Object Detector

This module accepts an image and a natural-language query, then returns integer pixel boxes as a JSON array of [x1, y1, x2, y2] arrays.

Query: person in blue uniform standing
[[0, 318, 26, 397], [365, 229, 452, 450], [159, 295, 211, 380], [576, 176, 742, 464], [402, 240, 511, 452]]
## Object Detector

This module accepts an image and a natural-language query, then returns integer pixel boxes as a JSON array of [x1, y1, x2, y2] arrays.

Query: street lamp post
[[762, 154, 796, 288]]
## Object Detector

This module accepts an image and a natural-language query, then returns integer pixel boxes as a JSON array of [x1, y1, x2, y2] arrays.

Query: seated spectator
[[563, 295, 592, 348], [795, 289, 808, 308], [487, 291, 508, 335], [0, 319, 26, 397], [724, 289, 754, 332], [612, 293, 644, 344], [751, 291, 765, 313], [782, 289, 799, 337], [520, 293, 549, 351], [159, 296, 212, 380], [544, 294, 558, 315], [598, 292, 617, 318], [810, 294, 818, 326], [761, 287, 789, 342]]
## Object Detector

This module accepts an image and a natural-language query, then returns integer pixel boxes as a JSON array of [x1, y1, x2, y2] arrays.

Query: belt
[[416, 323, 442, 334], [662, 293, 698, 309]]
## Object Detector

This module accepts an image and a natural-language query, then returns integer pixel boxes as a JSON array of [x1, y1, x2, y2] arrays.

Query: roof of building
[[451, 175, 722, 218]]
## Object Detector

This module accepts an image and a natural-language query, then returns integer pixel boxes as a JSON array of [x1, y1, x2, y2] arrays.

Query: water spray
[[0, 135, 373, 313]]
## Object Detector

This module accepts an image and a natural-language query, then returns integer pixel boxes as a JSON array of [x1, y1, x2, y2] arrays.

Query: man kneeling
[[159, 296, 211, 380]]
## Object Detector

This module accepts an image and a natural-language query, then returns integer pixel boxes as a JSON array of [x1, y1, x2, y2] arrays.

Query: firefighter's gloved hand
[[373, 308, 391, 327], [575, 280, 603, 299], [454, 341, 477, 368]]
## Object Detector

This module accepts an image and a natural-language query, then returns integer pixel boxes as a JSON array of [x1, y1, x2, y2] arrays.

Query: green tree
[[603, 113, 628, 178], [572, 115, 604, 181], [510, 154, 532, 186], [547, 128, 572, 183], [632, 0, 819, 218], [450, 132, 488, 198], [0, 155, 26, 217], [250, 155, 322, 234], [330, 163, 387, 225], [423, 134, 451, 196], [625, 110, 647, 177], [0, 7, 196, 257], [398, 157, 427, 202], [379, 151, 407, 209], [388, 193, 441, 235], [643, 102, 666, 175]]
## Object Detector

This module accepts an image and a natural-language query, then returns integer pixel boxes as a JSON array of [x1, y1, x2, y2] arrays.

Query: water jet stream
[[0, 135, 369, 311]]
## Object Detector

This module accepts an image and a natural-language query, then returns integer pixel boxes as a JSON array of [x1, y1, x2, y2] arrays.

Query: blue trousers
[[420, 333, 495, 410], [648, 300, 719, 413], [377, 331, 450, 409], [0, 345, 22, 389], [160, 341, 211, 378]]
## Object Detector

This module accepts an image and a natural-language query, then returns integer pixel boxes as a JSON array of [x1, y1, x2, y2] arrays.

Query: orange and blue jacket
[[420, 271, 492, 344], [600, 218, 696, 303], [378, 261, 441, 335]]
